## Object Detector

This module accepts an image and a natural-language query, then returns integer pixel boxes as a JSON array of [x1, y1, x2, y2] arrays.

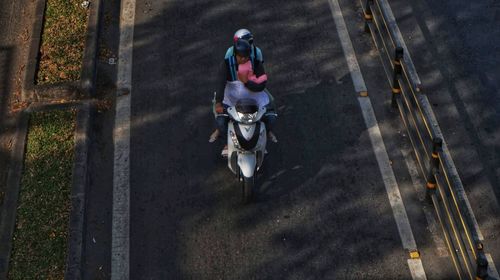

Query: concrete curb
[[21, 0, 45, 101], [22, 0, 103, 102], [63, 0, 104, 277], [80, 0, 104, 97], [0, 113, 29, 279], [65, 102, 94, 280], [32, 82, 83, 101]]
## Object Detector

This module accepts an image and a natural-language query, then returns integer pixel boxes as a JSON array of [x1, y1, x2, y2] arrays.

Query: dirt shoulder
[[0, 0, 37, 209]]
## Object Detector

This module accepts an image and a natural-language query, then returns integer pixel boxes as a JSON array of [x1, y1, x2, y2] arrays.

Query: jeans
[[215, 104, 230, 136]]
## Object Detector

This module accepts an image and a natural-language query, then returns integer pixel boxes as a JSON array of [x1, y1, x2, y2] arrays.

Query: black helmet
[[234, 39, 251, 57], [233, 29, 254, 45]]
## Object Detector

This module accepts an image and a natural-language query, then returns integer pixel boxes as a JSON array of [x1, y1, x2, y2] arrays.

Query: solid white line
[[408, 259, 427, 280], [112, 95, 131, 280], [112, 0, 136, 279], [327, 0, 367, 94], [358, 97, 418, 251], [327, 0, 426, 278], [402, 149, 448, 257]]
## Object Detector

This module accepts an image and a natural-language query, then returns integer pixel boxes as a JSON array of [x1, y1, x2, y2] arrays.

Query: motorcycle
[[220, 98, 269, 203]]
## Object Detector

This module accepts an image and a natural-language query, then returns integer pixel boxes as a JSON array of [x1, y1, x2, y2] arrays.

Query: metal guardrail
[[360, 0, 491, 279]]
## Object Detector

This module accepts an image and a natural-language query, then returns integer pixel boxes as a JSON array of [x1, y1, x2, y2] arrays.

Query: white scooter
[[222, 98, 269, 203]]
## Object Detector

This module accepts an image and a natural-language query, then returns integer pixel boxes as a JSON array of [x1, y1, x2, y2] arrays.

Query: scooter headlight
[[237, 111, 258, 123]]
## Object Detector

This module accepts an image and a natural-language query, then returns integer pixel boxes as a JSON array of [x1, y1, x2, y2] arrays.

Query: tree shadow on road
[[125, 0, 408, 279]]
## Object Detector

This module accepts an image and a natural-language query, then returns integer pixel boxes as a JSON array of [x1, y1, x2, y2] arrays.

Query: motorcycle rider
[[210, 29, 277, 156]]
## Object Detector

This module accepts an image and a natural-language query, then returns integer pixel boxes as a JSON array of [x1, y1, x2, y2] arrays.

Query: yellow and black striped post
[[364, 0, 374, 33], [426, 137, 442, 201], [425, 173, 437, 203], [391, 47, 404, 108], [430, 137, 442, 170]]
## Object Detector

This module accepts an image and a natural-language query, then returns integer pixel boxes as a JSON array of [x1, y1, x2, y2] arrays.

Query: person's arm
[[253, 60, 266, 77], [215, 60, 228, 104], [255, 46, 264, 64], [245, 61, 267, 92]]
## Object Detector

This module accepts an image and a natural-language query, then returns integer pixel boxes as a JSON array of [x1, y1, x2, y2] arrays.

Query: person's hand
[[237, 72, 248, 83], [215, 102, 224, 114], [245, 80, 266, 92]]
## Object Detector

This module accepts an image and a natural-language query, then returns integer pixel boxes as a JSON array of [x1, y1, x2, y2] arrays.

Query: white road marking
[[112, 0, 136, 278], [402, 149, 448, 257], [327, 0, 426, 278], [358, 97, 419, 251], [408, 259, 427, 280], [327, 0, 367, 95]]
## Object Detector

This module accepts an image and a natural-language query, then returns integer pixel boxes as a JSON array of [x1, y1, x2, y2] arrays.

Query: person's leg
[[216, 115, 229, 156], [215, 115, 228, 136], [263, 112, 278, 143], [264, 89, 275, 109], [263, 90, 278, 142], [263, 113, 276, 131], [209, 103, 230, 143], [211, 104, 230, 156]]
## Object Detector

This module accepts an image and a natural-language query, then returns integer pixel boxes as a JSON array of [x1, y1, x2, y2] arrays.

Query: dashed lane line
[[112, 0, 136, 278], [327, 0, 426, 279]]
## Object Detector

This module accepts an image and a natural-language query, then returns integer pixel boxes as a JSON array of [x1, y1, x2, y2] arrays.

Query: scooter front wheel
[[242, 176, 254, 204]]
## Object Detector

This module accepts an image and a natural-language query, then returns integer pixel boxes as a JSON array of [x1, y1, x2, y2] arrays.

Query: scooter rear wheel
[[242, 176, 254, 204]]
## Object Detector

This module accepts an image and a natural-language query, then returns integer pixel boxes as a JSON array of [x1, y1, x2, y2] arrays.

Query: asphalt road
[[389, 0, 500, 272], [128, 0, 412, 278], [81, 0, 499, 279]]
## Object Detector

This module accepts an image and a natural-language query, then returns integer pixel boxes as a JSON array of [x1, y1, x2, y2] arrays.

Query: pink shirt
[[237, 61, 268, 84]]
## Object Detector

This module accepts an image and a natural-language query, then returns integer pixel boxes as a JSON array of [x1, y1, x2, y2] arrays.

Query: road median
[[8, 109, 76, 279], [22, 0, 103, 102]]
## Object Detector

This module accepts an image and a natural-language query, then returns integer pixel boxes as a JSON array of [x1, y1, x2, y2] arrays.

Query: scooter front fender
[[237, 153, 256, 178]]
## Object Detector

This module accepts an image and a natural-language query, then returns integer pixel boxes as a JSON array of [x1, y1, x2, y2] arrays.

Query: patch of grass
[[37, 0, 89, 84], [8, 110, 76, 279]]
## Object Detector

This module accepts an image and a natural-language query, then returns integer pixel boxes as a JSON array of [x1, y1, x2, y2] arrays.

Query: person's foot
[[221, 144, 228, 157], [209, 129, 220, 143], [267, 131, 278, 143]]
